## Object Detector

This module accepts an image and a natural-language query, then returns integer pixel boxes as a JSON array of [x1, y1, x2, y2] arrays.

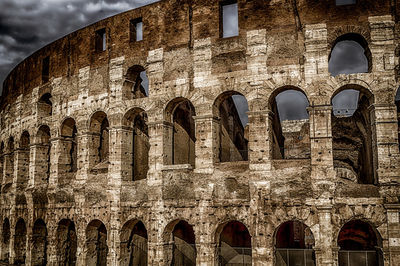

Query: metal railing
[[275, 248, 315, 266], [338, 250, 378, 266], [218, 247, 252, 266]]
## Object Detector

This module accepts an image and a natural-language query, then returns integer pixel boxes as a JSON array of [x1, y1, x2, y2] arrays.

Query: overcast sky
[[0, 0, 368, 124]]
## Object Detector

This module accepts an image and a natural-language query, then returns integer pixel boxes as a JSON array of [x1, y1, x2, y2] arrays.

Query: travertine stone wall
[[0, 0, 400, 265]]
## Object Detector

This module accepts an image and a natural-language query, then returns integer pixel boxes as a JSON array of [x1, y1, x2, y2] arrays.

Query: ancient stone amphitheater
[[0, 0, 400, 265]]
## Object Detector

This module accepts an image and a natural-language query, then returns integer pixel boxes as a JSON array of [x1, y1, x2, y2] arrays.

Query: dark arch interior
[[14, 219, 26, 265], [86, 220, 108, 266], [123, 65, 148, 99], [218, 221, 252, 266], [338, 220, 383, 266], [132, 112, 149, 181], [331, 87, 375, 184], [120, 220, 148, 266], [90, 112, 109, 167], [170, 99, 196, 166], [215, 92, 249, 162], [56, 219, 77, 266], [329, 33, 371, 76], [38, 93, 53, 116], [32, 219, 47, 266], [37, 125, 51, 182], [269, 89, 310, 160], [1, 219, 10, 263], [171, 220, 196, 266]]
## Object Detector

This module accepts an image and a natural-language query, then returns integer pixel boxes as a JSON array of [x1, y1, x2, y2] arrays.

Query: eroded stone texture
[[0, 0, 399, 265]]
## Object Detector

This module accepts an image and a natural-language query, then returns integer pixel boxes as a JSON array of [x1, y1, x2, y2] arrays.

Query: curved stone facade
[[1, 0, 400, 265]]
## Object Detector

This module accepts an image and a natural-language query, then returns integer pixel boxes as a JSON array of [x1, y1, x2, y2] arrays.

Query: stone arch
[[89, 111, 109, 168], [213, 91, 249, 162], [216, 220, 252, 266], [85, 219, 108, 266], [1, 218, 10, 262], [337, 219, 384, 266], [14, 218, 26, 265], [163, 219, 196, 266], [268, 86, 310, 160], [32, 218, 47, 266], [56, 219, 77, 266], [330, 84, 376, 184], [274, 220, 316, 266], [123, 108, 149, 181], [16, 131, 30, 189], [164, 97, 196, 166], [328, 33, 372, 74], [120, 219, 148, 266], [37, 92, 53, 117], [3, 137, 14, 185], [60, 117, 78, 175], [123, 65, 149, 99]]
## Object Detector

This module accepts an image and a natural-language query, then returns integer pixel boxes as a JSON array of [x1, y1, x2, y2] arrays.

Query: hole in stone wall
[[18, 131, 30, 189], [275, 221, 315, 266], [332, 86, 376, 184], [56, 219, 77, 265], [130, 18, 143, 42], [14, 218, 26, 265], [86, 220, 108, 266], [123, 65, 149, 99], [38, 93, 53, 117], [335, 0, 356, 6], [269, 88, 310, 160], [32, 219, 47, 266], [338, 220, 383, 266], [95, 28, 106, 52], [89, 112, 109, 170], [220, 0, 239, 38], [218, 221, 251, 265], [167, 220, 196, 266], [120, 220, 148, 266], [329, 33, 370, 76], [37, 125, 51, 183], [214, 92, 249, 162], [61, 118, 78, 174], [1, 218, 10, 263]]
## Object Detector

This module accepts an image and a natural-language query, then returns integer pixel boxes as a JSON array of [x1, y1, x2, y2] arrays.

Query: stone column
[[76, 225, 86, 266], [147, 121, 168, 186], [25, 225, 32, 266], [315, 203, 334, 266], [46, 226, 58, 266], [76, 132, 95, 184], [308, 105, 335, 197], [8, 221, 15, 264], [14, 148, 29, 190], [28, 143, 50, 188], [48, 138, 63, 189], [3, 152, 14, 185], [194, 115, 219, 174], [385, 204, 400, 265], [248, 110, 270, 171]]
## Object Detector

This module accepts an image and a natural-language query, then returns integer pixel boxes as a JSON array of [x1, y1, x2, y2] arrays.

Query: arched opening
[[38, 93, 53, 117], [120, 220, 148, 266], [17, 131, 30, 189], [56, 219, 77, 266], [1, 218, 10, 262], [60, 118, 78, 174], [338, 220, 383, 266], [395, 87, 400, 150], [213, 92, 249, 162], [331, 86, 376, 184], [89, 112, 109, 170], [275, 221, 315, 266], [218, 221, 252, 266], [329, 33, 371, 76], [14, 218, 26, 265], [123, 65, 149, 99], [37, 125, 51, 183], [165, 98, 196, 167], [4, 137, 14, 184], [164, 220, 196, 265], [86, 220, 108, 266], [32, 219, 47, 266], [123, 109, 149, 181], [268, 88, 310, 159]]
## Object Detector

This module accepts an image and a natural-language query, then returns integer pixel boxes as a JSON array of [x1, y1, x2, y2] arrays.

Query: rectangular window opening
[[220, 1, 238, 38], [130, 18, 143, 42], [95, 28, 106, 52], [42, 56, 50, 84], [335, 0, 356, 6]]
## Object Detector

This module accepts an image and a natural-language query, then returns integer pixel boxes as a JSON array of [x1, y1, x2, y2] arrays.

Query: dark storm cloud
[[329, 40, 368, 76], [0, 0, 159, 93]]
